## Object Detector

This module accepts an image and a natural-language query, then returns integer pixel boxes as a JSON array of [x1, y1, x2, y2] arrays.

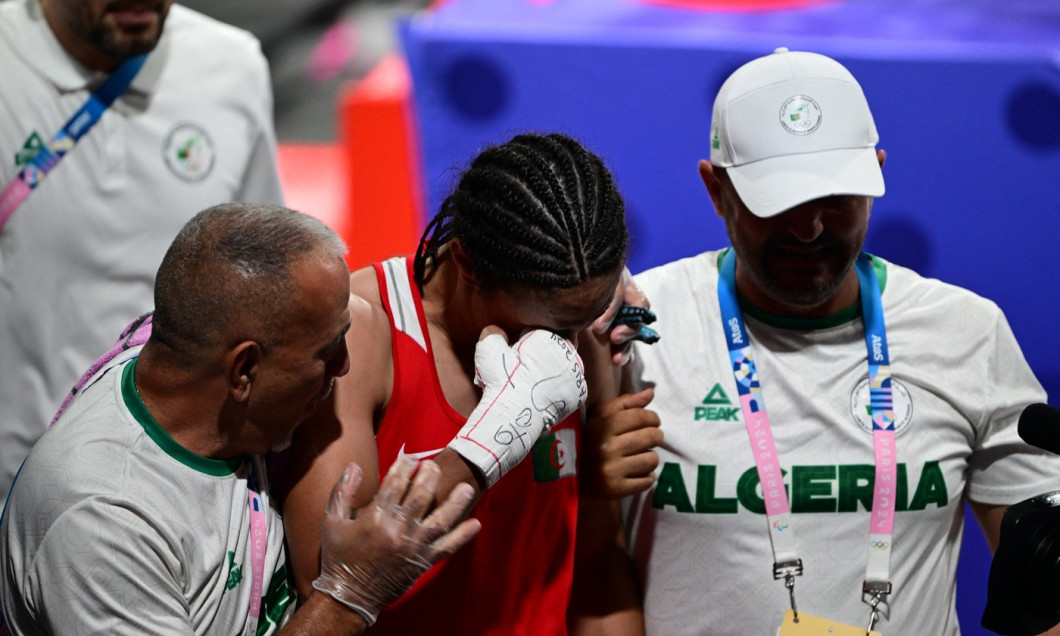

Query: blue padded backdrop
[[401, 2, 1060, 633]]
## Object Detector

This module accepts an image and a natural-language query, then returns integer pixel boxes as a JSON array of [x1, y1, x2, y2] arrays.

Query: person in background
[[597, 48, 1060, 635], [177, 0, 431, 141], [282, 132, 657, 635], [1, 203, 480, 635], [0, 0, 284, 507]]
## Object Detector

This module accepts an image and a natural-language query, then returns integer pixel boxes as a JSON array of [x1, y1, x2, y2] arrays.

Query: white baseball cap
[[710, 48, 885, 218]]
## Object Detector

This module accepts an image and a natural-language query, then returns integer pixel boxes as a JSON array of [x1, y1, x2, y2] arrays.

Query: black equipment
[[982, 403, 1060, 635]]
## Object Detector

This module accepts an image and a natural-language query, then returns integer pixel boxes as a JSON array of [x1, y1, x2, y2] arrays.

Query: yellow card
[[778, 609, 882, 636]]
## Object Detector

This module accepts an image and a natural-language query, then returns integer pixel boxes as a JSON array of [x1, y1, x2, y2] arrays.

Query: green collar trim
[[121, 359, 241, 476], [716, 248, 888, 331]]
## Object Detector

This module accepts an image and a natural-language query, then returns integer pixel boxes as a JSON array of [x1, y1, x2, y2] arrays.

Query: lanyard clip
[[862, 581, 891, 634], [775, 560, 803, 621], [773, 559, 803, 580]]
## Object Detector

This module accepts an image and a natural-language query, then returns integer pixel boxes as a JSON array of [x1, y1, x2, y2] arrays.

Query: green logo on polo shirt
[[652, 461, 948, 514], [694, 383, 740, 422], [225, 551, 243, 590], [163, 122, 215, 182], [14, 131, 45, 167]]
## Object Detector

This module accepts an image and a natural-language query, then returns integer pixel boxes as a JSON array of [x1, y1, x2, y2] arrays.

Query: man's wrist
[[281, 592, 370, 636]]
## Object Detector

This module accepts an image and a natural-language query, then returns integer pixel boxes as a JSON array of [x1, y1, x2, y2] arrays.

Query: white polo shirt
[[623, 250, 1060, 635], [0, 0, 284, 507]]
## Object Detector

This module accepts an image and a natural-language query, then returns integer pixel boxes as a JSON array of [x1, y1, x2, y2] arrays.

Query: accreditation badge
[[778, 610, 881, 636]]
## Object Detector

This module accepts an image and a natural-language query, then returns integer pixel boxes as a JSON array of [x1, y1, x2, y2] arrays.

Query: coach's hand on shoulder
[[311, 456, 481, 626]]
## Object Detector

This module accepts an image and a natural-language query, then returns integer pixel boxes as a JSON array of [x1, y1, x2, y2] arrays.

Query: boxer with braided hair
[[413, 133, 626, 290], [283, 132, 657, 635]]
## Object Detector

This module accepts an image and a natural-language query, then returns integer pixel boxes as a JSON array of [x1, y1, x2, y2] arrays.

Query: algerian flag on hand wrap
[[532, 428, 577, 483]]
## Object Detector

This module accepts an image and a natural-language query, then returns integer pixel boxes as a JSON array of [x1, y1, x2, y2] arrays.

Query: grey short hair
[[152, 202, 347, 359]]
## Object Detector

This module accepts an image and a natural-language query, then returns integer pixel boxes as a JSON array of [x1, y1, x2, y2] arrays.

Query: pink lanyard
[[246, 469, 267, 634], [718, 251, 896, 625]]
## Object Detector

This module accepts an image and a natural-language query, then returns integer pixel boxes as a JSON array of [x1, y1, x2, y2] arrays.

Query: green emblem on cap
[[780, 95, 822, 135], [712, 130, 720, 150]]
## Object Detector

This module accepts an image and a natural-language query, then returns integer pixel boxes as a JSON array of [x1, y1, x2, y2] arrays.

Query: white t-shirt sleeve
[[966, 308, 1060, 505], [23, 498, 193, 635], [234, 40, 284, 207]]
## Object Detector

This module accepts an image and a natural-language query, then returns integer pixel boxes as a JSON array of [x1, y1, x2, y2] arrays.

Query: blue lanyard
[[0, 54, 148, 230], [717, 249, 897, 618]]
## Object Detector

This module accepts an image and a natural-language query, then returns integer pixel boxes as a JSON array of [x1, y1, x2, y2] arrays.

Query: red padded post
[[339, 53, 427, 272]]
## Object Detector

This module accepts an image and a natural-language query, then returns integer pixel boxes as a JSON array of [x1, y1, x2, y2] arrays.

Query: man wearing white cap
[[601, 48, 1060, 634]]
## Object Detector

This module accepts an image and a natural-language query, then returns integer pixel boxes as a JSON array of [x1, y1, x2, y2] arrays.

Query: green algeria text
[[652, 461, 947, 514]]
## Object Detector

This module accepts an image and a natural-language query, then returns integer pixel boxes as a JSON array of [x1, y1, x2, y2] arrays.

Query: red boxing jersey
[[369, 257, 581, 636]]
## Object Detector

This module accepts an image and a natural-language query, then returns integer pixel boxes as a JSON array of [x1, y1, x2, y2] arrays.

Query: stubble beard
[[88, 20, 162, 58], [730, 231, 861, 313], [84, 2, 169, 60]]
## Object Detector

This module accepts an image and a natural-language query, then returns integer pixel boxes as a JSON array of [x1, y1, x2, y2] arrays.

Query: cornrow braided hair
[[413, 133, 628, 292]]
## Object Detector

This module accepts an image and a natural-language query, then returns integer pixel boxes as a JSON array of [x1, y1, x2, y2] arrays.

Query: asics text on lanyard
[[0, 54, 147, 231], [717, 250, 897, 624]]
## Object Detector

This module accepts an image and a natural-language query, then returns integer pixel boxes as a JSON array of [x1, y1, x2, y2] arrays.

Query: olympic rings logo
[[870, 540, 890, 550]]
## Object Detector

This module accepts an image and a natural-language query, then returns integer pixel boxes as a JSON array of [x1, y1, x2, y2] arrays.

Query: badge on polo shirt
[[163, 122, 215, 181], [778, 610, 881, 635]]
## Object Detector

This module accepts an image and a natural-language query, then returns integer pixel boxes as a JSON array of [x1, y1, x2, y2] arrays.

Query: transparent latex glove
[[312, 457, 481, 624]]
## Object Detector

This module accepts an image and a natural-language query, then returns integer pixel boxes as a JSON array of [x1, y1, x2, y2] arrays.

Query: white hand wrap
[[448, 329, 586, 487]]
